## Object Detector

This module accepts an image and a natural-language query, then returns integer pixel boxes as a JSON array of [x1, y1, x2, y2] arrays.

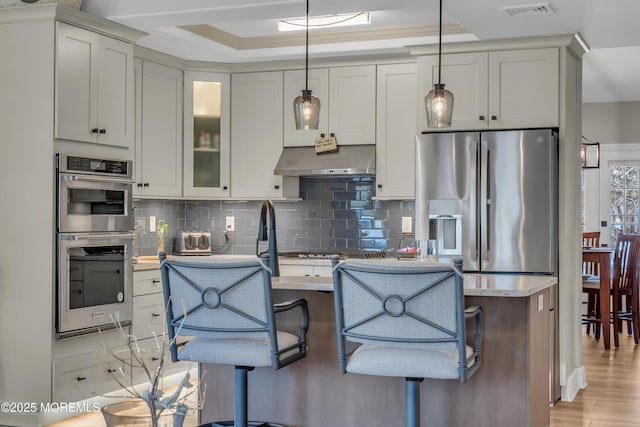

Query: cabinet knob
[[91, 128, 99, 134], [274, 185, 280, 190], [107, 368, 117, 373], [479, 115, 485, 121], [223, 186, 228, 190], [143, 183, 150, 187], [99, 129, 106, 134], [491, 115, 498, 120], [377, 184, 383, 189], [137, 183, 143, 188]]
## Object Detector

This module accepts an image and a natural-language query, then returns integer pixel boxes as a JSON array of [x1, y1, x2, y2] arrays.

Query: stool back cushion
[[162, 257, 271, 339]]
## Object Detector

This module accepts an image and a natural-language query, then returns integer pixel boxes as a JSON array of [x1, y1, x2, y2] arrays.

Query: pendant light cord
[[437, 0, 443, 85], [305, 0, 310, 92]]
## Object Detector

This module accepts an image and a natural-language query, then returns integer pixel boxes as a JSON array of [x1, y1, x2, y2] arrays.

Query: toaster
[[174, 231, 212, 255]]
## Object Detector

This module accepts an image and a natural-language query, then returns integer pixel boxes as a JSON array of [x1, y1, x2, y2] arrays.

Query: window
[[610, 164, 640, 242]]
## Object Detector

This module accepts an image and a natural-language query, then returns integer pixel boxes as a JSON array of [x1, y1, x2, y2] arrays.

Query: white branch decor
[[84, 302, 204, 427]]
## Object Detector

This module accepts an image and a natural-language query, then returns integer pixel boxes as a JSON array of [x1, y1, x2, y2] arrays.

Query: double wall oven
[[56, 154, 134, 339]]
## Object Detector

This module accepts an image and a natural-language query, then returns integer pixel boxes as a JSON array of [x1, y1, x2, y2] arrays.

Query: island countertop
[[273, 272, 556, 296], [136, 255, 557, 297]]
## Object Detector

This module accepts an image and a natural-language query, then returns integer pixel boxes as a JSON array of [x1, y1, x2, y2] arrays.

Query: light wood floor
[[550, 329, 640, 426]]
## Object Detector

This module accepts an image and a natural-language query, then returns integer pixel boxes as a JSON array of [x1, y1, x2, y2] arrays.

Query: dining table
[[582, 247, 615, 349]]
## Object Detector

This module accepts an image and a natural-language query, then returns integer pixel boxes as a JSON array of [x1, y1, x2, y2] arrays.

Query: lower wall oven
[[56, 232, 134, 339]]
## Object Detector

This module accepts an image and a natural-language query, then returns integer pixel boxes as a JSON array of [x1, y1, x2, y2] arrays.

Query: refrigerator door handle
[[480, 139, 489, 266]]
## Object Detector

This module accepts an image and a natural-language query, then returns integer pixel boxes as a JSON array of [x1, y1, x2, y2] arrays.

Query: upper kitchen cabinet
[[134, 59, 183, 198], [417, 48, 558, 131], [231, 71, 299, 199], [55, 22, 135, 148], [329, 65, 377, 145], [283, 65, 376, 147], [375, 63, 418, 200], [183, 71, 231, 198], [283, 68, 329, 147]]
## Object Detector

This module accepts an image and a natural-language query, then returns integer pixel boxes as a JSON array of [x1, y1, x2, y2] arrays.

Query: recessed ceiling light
[[278, 12, 371, 32], [500, 2, 554, 17]]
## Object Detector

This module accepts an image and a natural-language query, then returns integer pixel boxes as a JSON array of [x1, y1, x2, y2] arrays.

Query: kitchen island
[[197, 263, 556, 427]]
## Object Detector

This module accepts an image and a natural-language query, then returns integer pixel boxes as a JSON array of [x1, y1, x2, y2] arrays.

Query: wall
[[134, 177, 415, 257], [582, 101, 640, 245], [583, 101, 640, 145]]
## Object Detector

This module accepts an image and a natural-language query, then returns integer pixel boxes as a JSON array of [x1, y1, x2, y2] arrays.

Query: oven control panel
[[58, 154, 132, 177]]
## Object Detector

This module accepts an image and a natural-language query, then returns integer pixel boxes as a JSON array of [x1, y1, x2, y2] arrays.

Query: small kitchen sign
[[314, 134, 338, 154]]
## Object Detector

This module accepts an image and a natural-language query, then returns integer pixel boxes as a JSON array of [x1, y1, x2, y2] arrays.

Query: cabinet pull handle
[[152, 313, 160, 317], [76, 376, 86, 381], [107, 368, 117, 373], [491, 115, 498, 120], [274, 185, 280, 190], [143, 183, 150, 187], [152, 279, 161, 284], [377, 184, 382, 189], [137, 183, 143, 188], [479, 115, 485, 121], [152, 357, 160, 361], [91, 128, 99, 134], [99, 129, 107, 134], [223, 186, 228, 190]]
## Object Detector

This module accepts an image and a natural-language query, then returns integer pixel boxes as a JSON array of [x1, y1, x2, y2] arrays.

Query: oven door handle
[[63, 174, 135, 185], [69, 232, 135, 240]]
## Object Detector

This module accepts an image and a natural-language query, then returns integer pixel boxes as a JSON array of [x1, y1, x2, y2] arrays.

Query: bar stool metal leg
[[406, 378, 423, 427]]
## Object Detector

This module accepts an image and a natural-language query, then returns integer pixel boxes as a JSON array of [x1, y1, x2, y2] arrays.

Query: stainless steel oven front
[[55, 154, 134, 339], [57, 154, 134, 233], [56, 232, 134, 339]]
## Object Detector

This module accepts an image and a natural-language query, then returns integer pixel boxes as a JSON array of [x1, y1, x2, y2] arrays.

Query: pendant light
[[425, 0, 454, 128], [293, 0, 321, 130]]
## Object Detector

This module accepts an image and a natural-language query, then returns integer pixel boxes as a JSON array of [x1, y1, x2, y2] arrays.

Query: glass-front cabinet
[[183, 71, 231, 198]]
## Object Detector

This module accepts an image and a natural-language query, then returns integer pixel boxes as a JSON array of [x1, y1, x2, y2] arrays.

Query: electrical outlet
[[226, 216, 235, 232], [402, 216, 413, 234], [150, 216, 156, 232]]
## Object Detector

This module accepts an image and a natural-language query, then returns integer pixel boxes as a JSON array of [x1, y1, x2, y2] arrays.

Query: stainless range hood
[[274, 145, 375, 177]]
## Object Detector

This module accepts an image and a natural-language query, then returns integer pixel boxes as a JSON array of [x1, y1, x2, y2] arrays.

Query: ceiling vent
[[500, 2, 554, 17]]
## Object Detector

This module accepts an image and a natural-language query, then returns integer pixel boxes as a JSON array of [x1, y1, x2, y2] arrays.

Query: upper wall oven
[[57, 154, 134, 233]]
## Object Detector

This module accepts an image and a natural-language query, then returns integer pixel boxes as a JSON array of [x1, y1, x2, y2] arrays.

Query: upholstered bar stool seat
[[331, 258, 483, 427], [159, 253, 308, 427]]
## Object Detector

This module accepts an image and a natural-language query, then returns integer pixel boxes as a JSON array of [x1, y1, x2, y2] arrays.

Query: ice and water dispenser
[[426, 200, 463, 261]]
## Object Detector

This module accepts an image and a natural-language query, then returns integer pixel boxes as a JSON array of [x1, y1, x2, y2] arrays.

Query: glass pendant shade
[[293, 89, 320, 130], [425, 83, 454, 128]]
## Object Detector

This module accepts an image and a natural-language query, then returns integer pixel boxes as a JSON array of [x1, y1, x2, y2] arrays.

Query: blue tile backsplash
[[133, 177, 414, 256]]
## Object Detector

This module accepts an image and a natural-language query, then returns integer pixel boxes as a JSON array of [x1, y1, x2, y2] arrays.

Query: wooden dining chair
[[582, 231, 600, 249], [582, 231, 600, 334], [582, 233, 640, 346]]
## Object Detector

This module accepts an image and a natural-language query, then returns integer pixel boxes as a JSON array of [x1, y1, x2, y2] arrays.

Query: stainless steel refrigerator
[[415, 128, 558, 274], [415, 128, 560, 403]]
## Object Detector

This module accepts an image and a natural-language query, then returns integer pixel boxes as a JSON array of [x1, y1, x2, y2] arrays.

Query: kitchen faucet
[[256, 200, 279, 277]]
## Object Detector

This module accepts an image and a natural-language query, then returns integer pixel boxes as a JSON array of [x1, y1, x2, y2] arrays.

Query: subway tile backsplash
[[134, 176, 414, 256]]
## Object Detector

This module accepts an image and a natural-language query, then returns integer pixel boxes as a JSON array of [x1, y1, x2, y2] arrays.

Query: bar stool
[[159, 253, 309, 427], [331, 257, 483, 427]]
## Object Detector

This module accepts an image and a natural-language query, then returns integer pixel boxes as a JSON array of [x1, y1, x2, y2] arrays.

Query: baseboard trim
[[560, 366, 587, 402]]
